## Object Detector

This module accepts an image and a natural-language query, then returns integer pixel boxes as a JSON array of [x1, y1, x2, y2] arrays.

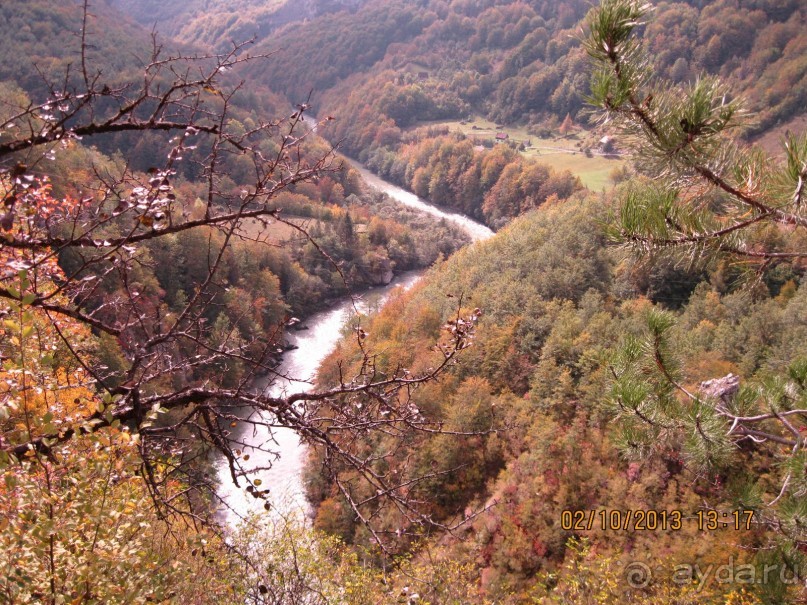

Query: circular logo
[[624, 561, 652, 588]]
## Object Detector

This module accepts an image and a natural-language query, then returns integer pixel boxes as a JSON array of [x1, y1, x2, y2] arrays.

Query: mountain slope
[[244, 0, 805, 141], [108, 0, 366, 51], [0, 0, 154, 94]]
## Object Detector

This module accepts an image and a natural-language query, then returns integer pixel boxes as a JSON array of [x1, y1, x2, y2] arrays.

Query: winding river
[[216, 144, 493, 528]]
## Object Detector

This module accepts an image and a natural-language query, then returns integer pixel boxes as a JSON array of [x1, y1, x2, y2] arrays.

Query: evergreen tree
[[587, 0, 807, 568]]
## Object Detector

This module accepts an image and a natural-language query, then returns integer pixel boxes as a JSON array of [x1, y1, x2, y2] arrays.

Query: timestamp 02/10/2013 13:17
[[560, 509, 756, 532]]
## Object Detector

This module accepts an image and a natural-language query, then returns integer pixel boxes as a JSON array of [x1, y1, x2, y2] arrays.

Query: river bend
[[216, 149, 492, 527]]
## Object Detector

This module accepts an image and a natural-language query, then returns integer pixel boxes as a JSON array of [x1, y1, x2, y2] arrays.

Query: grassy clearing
[[237, 216, 325, 243], [432, 117, 624, 191], [522, 148, 618, 191]]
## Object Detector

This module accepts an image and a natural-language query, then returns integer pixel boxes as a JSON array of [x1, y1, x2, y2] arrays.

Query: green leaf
[[17, 269, 29, 290]]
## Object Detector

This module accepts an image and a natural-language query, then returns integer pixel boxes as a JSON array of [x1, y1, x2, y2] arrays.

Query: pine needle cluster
[[588, 0, 807, 560]]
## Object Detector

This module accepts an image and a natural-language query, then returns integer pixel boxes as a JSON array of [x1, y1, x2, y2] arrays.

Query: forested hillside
[[108, 0, 366, 51], [250, 0, 806, 137], [309, 189, 806, 601], [0, 1, 153, 91], [301, 197, 778, 600]]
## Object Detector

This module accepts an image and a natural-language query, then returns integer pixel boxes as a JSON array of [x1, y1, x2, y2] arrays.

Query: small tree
[[558, 112, 575, 136], [586, 0, 807, 557]]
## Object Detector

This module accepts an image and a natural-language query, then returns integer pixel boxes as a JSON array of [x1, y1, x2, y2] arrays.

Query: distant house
[[599, 136, 615, 153], [417, 71, 429, 81], [495, 132, 509, 143]]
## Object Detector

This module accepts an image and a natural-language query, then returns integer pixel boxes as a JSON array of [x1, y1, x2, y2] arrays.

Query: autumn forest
[[1, 0, 806, 603]]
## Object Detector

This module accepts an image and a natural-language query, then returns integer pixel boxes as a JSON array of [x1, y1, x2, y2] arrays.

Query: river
[[216, 130, 493, 528], [347, 161, 493, 243]]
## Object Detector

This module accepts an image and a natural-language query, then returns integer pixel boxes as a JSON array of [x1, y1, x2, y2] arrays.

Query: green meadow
[[434, 117, 624, 191]]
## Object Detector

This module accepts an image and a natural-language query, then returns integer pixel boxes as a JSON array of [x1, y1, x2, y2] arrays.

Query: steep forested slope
[[308, 188, 807, 602], [0, 1, 153, 93], [108, 0, 366, 51], [246, 0, 804, 133]]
